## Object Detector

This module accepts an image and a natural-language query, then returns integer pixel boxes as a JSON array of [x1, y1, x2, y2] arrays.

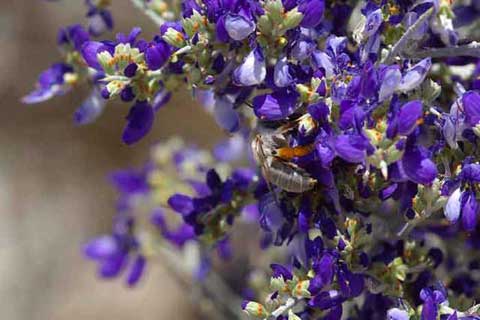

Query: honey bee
[[251, 116, 317, 193]]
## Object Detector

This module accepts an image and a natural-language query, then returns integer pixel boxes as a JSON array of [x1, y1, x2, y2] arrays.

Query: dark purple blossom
[[145, 40, 171, 70], [122, 100, 155, 145], [22, 63, 73, 104], [463, 91, 480, 127], [253, 89, 299, 120], [334, 134, 371, 163], [298, 0, 325, 28], [400, 144, 437, 185]]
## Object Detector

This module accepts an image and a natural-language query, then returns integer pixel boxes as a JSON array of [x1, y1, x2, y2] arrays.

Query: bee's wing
[[253, 136, 281, 204]]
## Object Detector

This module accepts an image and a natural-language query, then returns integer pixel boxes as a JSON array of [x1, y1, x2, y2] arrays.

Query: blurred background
[[0, 1, 223, 319]]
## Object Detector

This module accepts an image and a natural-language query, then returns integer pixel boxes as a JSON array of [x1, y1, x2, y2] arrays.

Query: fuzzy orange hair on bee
[[274, 144, 315, 161]]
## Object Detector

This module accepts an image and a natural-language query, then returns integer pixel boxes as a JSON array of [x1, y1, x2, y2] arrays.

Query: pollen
[[63, 73, 78, 86], [256, 304, 263, 316], [388, 4, 400, 15], [176, 33, 185, 42], [295, 282, 303, 296], [193, 22, 200, 32]]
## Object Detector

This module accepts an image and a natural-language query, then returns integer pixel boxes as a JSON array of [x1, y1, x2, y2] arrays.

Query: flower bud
[[163, 27, 186, 47], [282, 8, 303, 31], [242, 301, 269, 318], [385, 142, 405, 164], [97, 50, 115, 74], [292, 280, 311, 298], [183, 10, 206, 38], [106, 80, 127, 96], [270, 276, 286, 291], [265, 0, 284, 24], [288, 310, 302, 320]]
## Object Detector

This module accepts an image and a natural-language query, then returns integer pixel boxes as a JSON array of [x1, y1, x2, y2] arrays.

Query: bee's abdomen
[[266, 160, 316, 193]]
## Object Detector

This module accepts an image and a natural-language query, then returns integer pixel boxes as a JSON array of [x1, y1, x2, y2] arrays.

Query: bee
[[251, 117, 317, 193]]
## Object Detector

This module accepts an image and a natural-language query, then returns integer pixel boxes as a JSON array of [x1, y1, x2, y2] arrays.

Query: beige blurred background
[[0, 1, 223, 319]]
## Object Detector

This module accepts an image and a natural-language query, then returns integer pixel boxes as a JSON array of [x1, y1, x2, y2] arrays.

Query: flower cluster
[[25, 0, 480, 319]]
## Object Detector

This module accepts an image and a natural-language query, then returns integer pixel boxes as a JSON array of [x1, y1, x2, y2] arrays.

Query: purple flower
[[379, 183, 398, 200], [83, 231, 144, 286], [420, 287, 447, 320], [461, 191, 479, 231], [308, 101, 329, 121], [388, 100, 424, 137], [213, 135, 245, 162], [224, 14, 255, 41], [378, 65, 401, 102], [298, 0, 325, 28], [231, 168, 256, 190], [127, 255, 146, 287], [168, 194, 194, 216], [57, 24, 90, 50], [116, 27, 142, 45], [122, 100, 155, 145], [22, 63, 73, 104], [152, 87, 171, 111], [312, 50, 335, 78], [233, 47, 266, 86], [462, 91, 480, 127], [334, 134, 371, 163], [145, 40, 171, 70], [401, 145, 437, 185], [151, 209, 196, 247], [81, 41, 110, 71], [274, 56, 293, 88], [309, 290, 343, 310], [84, 235, 119, 260], [398, 58, 432, 92], [213, 95, 240, 132], [86, 6, 114, 36], [442, 99, 467, 149], [110, 168, 149, 195], [259, 193, 285, 233], [444, 188, 461, 223], [253, 89, 299, 120], [292, 39, 315, 61], [270, 263, 293, 280], [215, 15, 230, 42], [360, 60, 379, 99], [316, 140, 335, 168], [363, 9, 383, 37], [312, 254, 336, 287], [337, 266, 364, 298], [460, 164, 480, 184], [74, 89, 106, 125]]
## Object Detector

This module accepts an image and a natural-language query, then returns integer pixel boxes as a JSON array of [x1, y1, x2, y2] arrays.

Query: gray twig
[[406, 42, 480, 59], [384, 8, 434, 64]]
